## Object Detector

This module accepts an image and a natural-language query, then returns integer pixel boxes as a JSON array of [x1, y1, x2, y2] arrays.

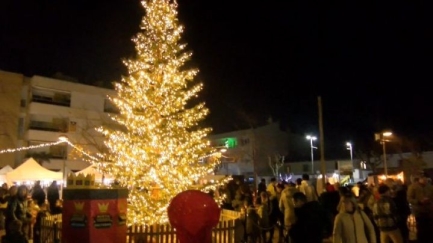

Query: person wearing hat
[[333, 195, 377, 243]]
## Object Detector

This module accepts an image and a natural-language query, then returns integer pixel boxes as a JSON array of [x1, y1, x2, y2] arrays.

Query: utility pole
[[383, 140, 387, 176], [252, 129, 257, 193], [318, 96, 326, 186]]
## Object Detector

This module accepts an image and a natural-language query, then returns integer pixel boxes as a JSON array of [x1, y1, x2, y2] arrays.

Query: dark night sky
[[1, 0, 433, 159]]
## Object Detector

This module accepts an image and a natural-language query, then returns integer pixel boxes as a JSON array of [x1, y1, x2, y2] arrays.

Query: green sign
[[224, 138, 237, 148]]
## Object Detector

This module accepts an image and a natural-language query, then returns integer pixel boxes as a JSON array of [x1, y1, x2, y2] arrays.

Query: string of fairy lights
[[0, 139, 230, 185], [0, 139, 99, 162], [0, 140, 65, 155], [0, 139, 231, 204], [0, 139, 222, 164], [0, 139, 231, 200]]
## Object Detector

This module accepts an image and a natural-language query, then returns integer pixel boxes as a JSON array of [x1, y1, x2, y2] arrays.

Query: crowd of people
[[0, 180, 62, 243], [221, 173, 433, 243]]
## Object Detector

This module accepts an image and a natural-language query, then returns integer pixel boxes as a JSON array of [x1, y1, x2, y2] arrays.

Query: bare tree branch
[[268, 154, 284, 178]]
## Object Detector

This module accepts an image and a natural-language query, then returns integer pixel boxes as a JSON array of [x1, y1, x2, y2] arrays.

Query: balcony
[[29, 121, 67, 132], [32, 94, 71, 107], [26, 144, 67, 160]]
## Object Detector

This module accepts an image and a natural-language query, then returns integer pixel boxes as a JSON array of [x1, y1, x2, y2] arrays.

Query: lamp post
[[58, 135, 68, 197], [346, 142, 353, 181], [375, 131, 392, 176], [306, 135, 317, 174]]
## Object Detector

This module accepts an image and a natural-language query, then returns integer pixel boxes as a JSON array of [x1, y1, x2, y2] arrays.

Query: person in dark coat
[[47, 181, 60, 214], [31, 181, 46, 207], [319, 183, 340, 238], [258, 178, 267, 195], [0, 183, 10, 230], [392, 182, 411, 242], [289, 192, 327, 243]]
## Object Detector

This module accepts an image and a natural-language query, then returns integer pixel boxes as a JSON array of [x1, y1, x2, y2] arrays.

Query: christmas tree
[[99, 0, 219, 225]]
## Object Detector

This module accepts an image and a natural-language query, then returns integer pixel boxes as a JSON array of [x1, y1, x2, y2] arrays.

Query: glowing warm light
[[97, 0, 220, 226], [63, 140, 99, 162], [0, 141, 64, 154], [58, 135, 68, 142], [383, 132, 392, 137]]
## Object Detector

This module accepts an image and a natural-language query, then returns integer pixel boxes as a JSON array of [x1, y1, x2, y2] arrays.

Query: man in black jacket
[[47, 181, 60, 214], [257, 178, 267, 196], [289, 192, 326, 243], [31, 181, 46, 207]]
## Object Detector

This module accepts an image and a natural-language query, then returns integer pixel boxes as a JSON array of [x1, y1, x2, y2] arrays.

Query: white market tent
[[0, 165, 13, 175], [6, 157, 62, 184], [75, 165, 114, 183], [0, 165, 13, 183]]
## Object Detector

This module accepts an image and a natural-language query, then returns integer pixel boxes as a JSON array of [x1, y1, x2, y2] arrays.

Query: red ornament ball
[[167, 190, 221, 243]]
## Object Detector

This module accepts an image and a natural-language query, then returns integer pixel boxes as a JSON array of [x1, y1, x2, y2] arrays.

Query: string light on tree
[[98, 0, 220, 226], [61, 140, 100, 162]]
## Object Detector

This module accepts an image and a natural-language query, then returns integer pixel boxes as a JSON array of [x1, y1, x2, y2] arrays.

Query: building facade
[[0, 70, 117, 171], [208, 122, 290, 178], [0, 71, 23, 168]]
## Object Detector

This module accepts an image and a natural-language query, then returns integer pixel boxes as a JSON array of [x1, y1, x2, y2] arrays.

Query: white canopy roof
[[75, 165, 113, 182], [6, 157, 62, 183], [42, 160, 90, 171], [0, 165, 13, 175]]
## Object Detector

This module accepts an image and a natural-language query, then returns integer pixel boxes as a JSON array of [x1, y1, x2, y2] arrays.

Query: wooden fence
[[39, 214, 62, 243], [39, 210, 243, 243], [127, 219, 237, 243]]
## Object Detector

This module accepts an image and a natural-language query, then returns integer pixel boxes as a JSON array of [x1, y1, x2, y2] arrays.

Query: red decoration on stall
[[167, 190, 220, 243]]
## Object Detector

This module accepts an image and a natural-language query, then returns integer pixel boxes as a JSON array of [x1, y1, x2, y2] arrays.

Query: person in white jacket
[[333, 195, 377, 243], [298, 174, 318, 202]]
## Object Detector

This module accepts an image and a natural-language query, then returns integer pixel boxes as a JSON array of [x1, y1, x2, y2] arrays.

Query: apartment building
[[208, 122, 290, 177], [0, 70, 117, 171]]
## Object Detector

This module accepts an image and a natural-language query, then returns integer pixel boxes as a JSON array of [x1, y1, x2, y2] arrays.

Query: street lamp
[[375, 131, 393, 176], [346, 142, 353, 181], [306, 135, 317, 174], [58, 135, 68, 196]]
